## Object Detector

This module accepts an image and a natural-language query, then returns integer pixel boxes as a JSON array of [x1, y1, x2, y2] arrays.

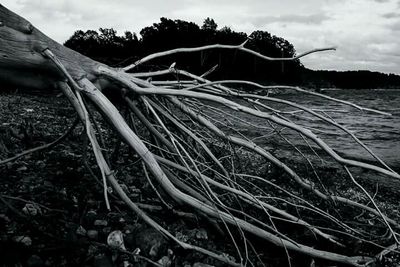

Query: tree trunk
[[1, 3, 398, 266], [0, 4, 111, 91]]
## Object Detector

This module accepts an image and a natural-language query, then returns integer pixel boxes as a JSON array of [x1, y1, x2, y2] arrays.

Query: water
[[207, 89, 400, 169], [279, 89, 400, 167]]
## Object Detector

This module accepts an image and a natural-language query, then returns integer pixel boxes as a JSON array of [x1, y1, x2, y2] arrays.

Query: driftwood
[[1, 4, 399, 266]]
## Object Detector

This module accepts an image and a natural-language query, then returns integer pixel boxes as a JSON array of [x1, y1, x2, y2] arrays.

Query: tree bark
[[0, 4, 110, 91]]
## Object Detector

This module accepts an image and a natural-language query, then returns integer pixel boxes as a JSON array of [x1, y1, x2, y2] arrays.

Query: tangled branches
[[1, 4, 399, 266]]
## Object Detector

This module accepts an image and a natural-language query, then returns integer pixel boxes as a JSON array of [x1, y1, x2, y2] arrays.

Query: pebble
[[0, 214, 10, 223], [87, 210, 97, 216], [157, 256, 171, 267], [102, 227, 112, 235], [27, 255, 43, 267], [16, 166, 28, 172], [84, 210, 97, 225], [119, 183, 129, 193], [94, 219, 108, 226], [193, 263, 215, 267], [149, 241, 162, 257], [134, 228, 167, 259], [87, 199, 96, 207], [22, 203, 41, 216], [107, 230, 125, 249], [13, 235, 32, 246], [193, 262, 214, 267], [76, 225, 87, 236], [87, 230, 99, 240], [195, 228, 208, 240], [93, 254, 113, 267]]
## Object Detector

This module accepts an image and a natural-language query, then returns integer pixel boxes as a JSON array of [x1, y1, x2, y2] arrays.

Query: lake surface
[[282, 89, 400, 168], [209, 89, 400, 169]]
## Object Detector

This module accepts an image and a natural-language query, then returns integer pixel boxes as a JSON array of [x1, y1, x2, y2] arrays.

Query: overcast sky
[[3, 0, 400, 74]]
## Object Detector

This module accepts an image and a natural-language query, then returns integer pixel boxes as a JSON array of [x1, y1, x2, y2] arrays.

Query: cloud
[[1, 0, 400, 74], [388, 20, 400, 31], [382, 12, 400, 18], [250, 14, 330, 27]]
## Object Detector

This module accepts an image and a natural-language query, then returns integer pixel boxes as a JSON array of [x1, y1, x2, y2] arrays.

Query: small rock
[[87, 245, 98, 256], [135, 228, 167, 259], [76, 225, 87, 236], [149, 241, 161, 258], [16, 166, 28, 172], [87, 230, 99, 240], [93, 253, 113, 267], [43, 180, 53, 188], [94, 220, 108, 227], [175, 231, 189, 242], [129, 186, 141, 194], [44, 259, 53, 266], [167, 249, 173, 257], [87, 210, 97, 216], [22, 203, 40, 216], [0, 214, 10, 223], [119, 183, 129, 193], [60, 188, 67, 196], [87, 199, 97, 207], [195, 228, 208, 240], [13, 235, 32, 246], [84, 210, 97, 225], [102, 227, 112, 235], [193, 263, 215, 267], [157, 255, 171, 267], [27, 255, 43, 267], [107, 230, 126, 250]]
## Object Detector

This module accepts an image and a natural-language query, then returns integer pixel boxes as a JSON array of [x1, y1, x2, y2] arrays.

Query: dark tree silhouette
[[63, 17, 400, 88], [202, 17, 218, 31]]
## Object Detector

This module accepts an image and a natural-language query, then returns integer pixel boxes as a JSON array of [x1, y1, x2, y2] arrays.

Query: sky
[[3, 0, 400, 74]]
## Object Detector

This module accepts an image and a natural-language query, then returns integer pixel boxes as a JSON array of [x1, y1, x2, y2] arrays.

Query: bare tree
[[0, 4, 399, 266]]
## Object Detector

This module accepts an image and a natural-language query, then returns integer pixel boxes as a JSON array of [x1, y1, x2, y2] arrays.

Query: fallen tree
[[1, 4, 399, 266]]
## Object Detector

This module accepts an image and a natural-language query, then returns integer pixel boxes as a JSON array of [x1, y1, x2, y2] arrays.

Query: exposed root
[[2, 9, 398, 264], [36, 42, 400, 267]]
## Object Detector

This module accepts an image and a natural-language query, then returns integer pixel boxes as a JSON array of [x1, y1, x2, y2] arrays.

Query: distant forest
[[65, 17, 400, 89]]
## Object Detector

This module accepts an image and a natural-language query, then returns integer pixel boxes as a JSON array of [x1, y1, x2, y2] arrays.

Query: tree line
[[65, 17, 400, 89]]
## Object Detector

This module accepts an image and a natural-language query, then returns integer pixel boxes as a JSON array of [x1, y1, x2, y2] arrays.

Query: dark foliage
[[64, 17, 400, 89], [302, 69, 400, 89]]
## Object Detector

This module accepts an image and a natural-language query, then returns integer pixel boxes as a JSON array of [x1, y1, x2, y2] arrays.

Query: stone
[[157, 256, 171, 267], [193, 263, 215, 267], [22, 203, 41, 216], [76, 225, 87, 236], [94, 220, 108, 227], [107, 230, 126, 250], [87, 230, 99, 240], [27, 255, 44, 267], [195, 228, 208, 240], [135, 228, 167, 259], [13, 235, 32, 246], [93, 254, 113, 267]]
